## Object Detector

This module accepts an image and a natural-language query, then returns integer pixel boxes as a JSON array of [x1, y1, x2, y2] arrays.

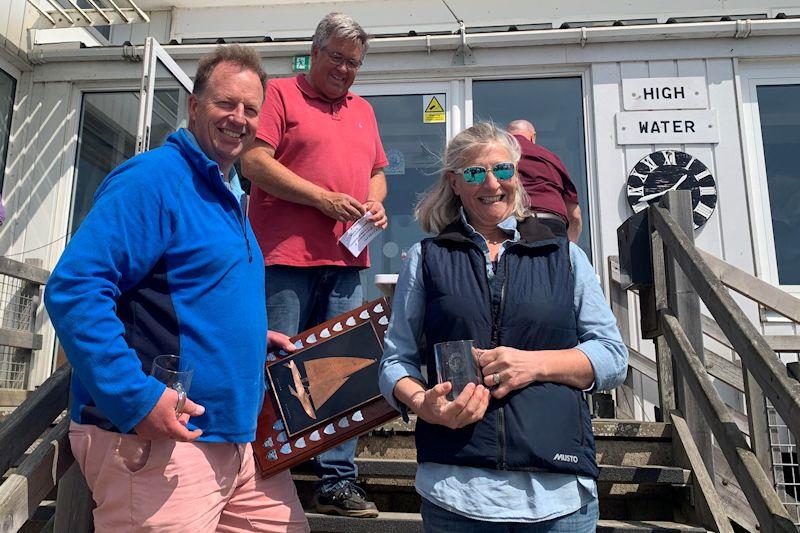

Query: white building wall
[[2, 0, 33, 56], [0, 75, 80, 385], [591, 56, 766, 419], [108, 11, 172, 46]]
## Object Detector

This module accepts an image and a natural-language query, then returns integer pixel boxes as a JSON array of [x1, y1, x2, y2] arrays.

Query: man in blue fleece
[[44, 45, 309, 532]]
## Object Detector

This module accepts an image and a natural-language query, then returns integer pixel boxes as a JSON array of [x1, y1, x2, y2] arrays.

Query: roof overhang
[[27, 17, 800, 64]]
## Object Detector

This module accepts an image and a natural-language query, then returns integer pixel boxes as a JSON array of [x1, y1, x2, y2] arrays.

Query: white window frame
[[0, 56, 22, 82], [136, 37, 193, 154], [0, 62, 19, 192], [351, 80, 459, 140], [739, 61, 800, 297]]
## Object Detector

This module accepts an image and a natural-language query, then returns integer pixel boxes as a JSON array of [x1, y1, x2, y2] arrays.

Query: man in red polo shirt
[[241, 12, 386, 518], [507, 119, 582, 242]]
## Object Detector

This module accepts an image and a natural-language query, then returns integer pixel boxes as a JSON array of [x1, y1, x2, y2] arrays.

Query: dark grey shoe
[[314, 481, 379, 518]]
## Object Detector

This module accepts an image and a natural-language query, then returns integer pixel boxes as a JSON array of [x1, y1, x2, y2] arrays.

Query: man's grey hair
[[312, 12, 370, 56]]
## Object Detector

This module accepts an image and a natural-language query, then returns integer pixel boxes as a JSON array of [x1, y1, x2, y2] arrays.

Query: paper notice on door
[[338, 211, 384, 257]]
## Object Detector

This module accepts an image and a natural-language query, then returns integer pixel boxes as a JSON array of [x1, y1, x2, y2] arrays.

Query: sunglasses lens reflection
[[461, 163, 515, 184], [463, 167, 487, 184], [493, 163, 515, 181]]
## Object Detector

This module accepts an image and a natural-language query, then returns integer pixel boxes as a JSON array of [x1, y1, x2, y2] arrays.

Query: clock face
[[626, 150, 717, 229]]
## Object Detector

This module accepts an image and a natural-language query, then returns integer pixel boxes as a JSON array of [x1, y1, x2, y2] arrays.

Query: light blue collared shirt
[[183, 129, 250, 219], [378, 211, 628, 522]]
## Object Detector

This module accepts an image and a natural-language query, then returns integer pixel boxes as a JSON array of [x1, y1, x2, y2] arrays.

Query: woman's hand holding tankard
[[394, 377, 490, 430], [477, 346, 597, 396], [477, 346, 539, 399], [416, 381, 491, 429]]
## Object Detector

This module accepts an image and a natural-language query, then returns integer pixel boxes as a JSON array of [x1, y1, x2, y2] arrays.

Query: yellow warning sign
[[426, 97, 444, 113], [423, 94, 446, 124]]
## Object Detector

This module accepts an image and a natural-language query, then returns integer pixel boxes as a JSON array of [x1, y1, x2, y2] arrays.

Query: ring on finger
[[492, 372, 501, 386]]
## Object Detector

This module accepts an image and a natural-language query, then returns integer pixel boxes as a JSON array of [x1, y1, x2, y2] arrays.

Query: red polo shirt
[[250, 75, 387, 267], [514, 134, 578, 222]]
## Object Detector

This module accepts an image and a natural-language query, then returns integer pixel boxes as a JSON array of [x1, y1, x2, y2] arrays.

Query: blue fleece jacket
[[45, 129, 267, 442]]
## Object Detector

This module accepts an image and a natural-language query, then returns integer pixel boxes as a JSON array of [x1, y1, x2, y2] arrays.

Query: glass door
[[136, 37, 193, 154], [470, 76, 592, 260], [70, 38, 193, 231], [354, 82, 452, 301]]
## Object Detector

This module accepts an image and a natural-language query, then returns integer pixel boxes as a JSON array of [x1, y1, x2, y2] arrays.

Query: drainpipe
[[440, 0, 474, 65], [452, 20, 475, 65]]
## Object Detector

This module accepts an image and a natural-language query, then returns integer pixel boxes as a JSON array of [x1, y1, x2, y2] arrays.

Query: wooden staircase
[[4, 192, 800, 532], [291, 417, 710, 532]]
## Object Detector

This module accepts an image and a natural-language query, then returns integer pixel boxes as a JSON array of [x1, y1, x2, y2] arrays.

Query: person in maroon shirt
[[506, 120, 582, 242]]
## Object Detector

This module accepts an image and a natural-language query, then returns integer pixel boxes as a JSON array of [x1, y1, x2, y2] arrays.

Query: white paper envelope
[[338, 211, 384, 257]]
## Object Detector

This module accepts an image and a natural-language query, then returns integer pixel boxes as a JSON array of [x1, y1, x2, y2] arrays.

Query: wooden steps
[[292, 418, 712, 531]]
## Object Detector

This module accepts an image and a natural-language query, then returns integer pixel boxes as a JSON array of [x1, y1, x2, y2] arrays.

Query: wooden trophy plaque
[[254, 297, 399, 477]]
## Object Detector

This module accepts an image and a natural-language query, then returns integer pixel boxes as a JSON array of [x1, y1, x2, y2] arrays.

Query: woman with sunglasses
[[378, 123, 627, 532]]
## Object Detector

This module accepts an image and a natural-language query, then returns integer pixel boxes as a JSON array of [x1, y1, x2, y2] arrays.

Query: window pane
[[757, 84, 800, 285], [0, 69, 15, 194], [71, 87, 186, 233], [360, 94, 447, 302], [71, 92, 139, 233], [151, 61, 190, 149], [472, 78, 591, 260]]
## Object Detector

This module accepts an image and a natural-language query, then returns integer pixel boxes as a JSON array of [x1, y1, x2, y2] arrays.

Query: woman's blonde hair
[[414, 122, 530, 234]]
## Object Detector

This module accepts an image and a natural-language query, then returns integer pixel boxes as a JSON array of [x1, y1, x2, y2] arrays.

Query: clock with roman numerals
[[626, 150, 717, 229]]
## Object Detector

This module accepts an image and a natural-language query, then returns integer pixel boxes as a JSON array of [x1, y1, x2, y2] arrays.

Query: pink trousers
[[69, 422, 309, 532]]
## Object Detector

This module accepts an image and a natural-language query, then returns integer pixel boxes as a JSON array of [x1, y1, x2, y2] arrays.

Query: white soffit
[[28, 0, 149, 28]]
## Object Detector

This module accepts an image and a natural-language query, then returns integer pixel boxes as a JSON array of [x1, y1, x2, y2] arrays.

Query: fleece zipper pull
[[218, 168, 253, 263]]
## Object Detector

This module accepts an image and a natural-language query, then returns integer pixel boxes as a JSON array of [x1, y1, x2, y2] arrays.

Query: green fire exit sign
[[292, 55, 311, 72]]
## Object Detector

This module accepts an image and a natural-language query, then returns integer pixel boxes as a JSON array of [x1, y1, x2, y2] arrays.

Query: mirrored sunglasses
[[461, 162, 516, 184]]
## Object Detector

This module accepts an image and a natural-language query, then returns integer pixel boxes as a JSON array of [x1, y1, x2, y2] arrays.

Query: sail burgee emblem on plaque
[[267, 320, 384, 436], [286, 357, 376, 419]]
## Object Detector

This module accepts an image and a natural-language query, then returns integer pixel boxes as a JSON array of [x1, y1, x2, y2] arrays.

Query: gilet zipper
[[482, 246, 509, 470]]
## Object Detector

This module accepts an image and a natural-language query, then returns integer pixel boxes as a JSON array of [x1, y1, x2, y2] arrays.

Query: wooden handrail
[[764, 335, 800, 353], [651, 205, 800, 444], [613, 195, 800, 529], [0, 328, 43, 350], [670, 412, 734, 532], [0, 257, 49, 285], [628, 342, 744, 393], [661, 312, 796, 531], [699, 249, 800, 323], [610, 256, 797, 353], [0, 363, 70, 476], [703, 350, 743, 392], [0, 417, 72, 533]]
